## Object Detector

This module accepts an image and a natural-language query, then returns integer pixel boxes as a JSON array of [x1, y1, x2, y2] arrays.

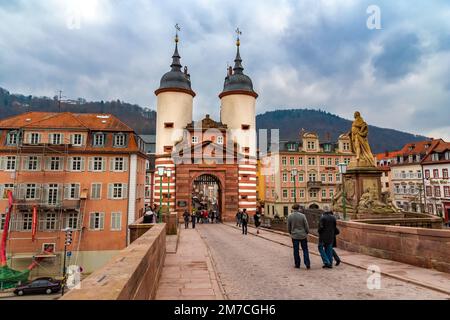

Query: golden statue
[[349, 111, 376, 167]]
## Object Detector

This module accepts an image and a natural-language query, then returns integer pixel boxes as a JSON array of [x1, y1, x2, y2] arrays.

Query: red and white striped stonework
[[238, 159, 257, 215], [154, 157, 176, 211]]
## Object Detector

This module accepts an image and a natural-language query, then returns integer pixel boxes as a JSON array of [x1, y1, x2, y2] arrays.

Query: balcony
[[14, 199, 81, 211], [307, 181, 322, 189]]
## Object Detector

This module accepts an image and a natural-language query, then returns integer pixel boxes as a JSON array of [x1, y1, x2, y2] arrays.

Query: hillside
[[0, 88, 427, 153], [256, 109, 427, 153], [0, 87, 156, 134]]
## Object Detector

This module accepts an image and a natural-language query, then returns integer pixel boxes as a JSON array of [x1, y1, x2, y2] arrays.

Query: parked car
[[14, 278, 62, 296]]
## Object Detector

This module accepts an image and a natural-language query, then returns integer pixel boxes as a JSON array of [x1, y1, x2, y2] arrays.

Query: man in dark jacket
[[287, 204, 310, 269], [318, 206, 337, 268], [241, 209, 249, 235], [183, 210, 190, 229]]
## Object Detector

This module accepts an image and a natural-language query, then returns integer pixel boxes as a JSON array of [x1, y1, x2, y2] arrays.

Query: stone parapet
[[337, 220, 450, 273], [61, 223, 166, 300]]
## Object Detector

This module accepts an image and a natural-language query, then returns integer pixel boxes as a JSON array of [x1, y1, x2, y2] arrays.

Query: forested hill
[[256, 109, 428, 153], [0, 87, 156, 134], [0, 88, 427, 153]]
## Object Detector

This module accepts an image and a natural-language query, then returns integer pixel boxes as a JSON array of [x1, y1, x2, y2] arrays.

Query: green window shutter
[[122, 184, 128, 199], [100, 213, 105, 230], [123, 157, 128, 172]]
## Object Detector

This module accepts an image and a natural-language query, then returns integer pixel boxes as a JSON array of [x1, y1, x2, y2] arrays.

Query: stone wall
[[61, 223, 166, 300], [336, 220, 450, 273]]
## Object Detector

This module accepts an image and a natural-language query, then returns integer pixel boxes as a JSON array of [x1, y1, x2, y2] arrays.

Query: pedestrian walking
[[287, 204, 311, 269], [332, 213, 341, 266], [241, 209, 249, 235], [191, 210, 196, 229], [236, 210, 242, 227], [210, 210, 215, 223], [318, 206, 337, 269], [254, 209, 262, 234], [196, 209, 201, 223], [183, 209, 190, 229]]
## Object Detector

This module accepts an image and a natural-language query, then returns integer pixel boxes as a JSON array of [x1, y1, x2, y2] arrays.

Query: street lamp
[[157, 166, 165, 223], [166, 168, 172, 211], [291, 168, 298, 204], [337, 163, 348, 220]]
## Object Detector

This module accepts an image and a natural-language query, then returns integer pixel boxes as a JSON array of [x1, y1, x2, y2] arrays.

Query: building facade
[[421, 140, 450, 222], [153, 33, 258, 221], [262, 132, 354, 217], [0, 112, 147, 276], [389, 140, 441, 213], [375, 151, 400, 193], [140, 135, 156, 208]]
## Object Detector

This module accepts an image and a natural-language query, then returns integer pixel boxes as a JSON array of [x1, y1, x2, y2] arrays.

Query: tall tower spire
[[170, 24, 182, 72], [156, 23, 195, 96], [233, 28, 244, 75]]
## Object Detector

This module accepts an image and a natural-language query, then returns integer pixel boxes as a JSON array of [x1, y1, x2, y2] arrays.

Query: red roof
[[397, 139, 442, 156], [375, 150, 402, 161], [421, 140, 450, 163], [0, 112, 133, 132]]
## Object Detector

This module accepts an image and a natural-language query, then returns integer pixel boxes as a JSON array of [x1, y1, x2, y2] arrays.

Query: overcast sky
[[0, 0, 449, 139]]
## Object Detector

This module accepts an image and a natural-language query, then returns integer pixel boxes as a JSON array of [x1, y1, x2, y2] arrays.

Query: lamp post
[[292, 168, 298, 204], [157, 166, 165, 223], [166, 168, 172, 210], [338, 163, 348, 220]]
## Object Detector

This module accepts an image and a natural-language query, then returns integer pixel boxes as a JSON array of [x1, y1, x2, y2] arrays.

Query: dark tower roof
[[219, 36, 258, 98], [155, 34, 195, 97]]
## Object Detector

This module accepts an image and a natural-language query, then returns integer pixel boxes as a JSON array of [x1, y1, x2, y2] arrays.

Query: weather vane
[[175, 23, 181, 43], [235, 27, 242, 46]]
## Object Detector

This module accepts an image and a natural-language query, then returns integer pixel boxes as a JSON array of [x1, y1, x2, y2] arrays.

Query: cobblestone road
[[197, 224, 449, 300]]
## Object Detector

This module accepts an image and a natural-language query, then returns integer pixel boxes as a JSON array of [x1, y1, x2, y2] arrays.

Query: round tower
[[155, 33, 195, 155], [154, 31, 195, 213], [219, 31, 258, 215], [219, 34, 258, 158]]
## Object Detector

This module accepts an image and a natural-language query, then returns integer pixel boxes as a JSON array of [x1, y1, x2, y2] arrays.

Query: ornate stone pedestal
[[333, 163, 399, 219]]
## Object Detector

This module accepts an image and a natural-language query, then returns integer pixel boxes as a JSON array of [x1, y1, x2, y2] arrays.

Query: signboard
[[177, 201, 187, 208]]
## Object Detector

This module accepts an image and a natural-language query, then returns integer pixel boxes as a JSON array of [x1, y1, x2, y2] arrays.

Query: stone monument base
[[340, 165, 399, 218]]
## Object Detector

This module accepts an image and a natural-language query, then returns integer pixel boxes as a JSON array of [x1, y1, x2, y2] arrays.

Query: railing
[[307, 181, 322, 189], [14, 199, 81, 210]]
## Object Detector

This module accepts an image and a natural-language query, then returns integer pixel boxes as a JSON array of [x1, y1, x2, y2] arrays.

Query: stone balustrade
[[337, 220, 450, 273], [60, 223, 166, 300]]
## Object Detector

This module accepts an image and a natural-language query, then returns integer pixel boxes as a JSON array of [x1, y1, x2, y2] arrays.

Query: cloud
[[0, 0, 449, 141]]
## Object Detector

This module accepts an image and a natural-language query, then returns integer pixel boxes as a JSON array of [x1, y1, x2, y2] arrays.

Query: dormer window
[[113, 133, 127, 148], [408, 155, 413, 163], [307, 141, 315, 150], [49, 133, 62, 145], [93, 133, 105, 147], [71, 134, 83, 146], [445, 151, 450, 160], [288, 144, 296, 151], [6, 131, 18, 145], [29, 133, 41, 145], [431, 153, 440, 161]]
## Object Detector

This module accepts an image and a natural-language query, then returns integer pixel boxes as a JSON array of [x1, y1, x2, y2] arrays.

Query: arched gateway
[[191, 174, 223, 218]]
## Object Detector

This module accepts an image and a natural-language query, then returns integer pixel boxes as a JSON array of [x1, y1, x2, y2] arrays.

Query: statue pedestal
[[342, 166, 396, 219]]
